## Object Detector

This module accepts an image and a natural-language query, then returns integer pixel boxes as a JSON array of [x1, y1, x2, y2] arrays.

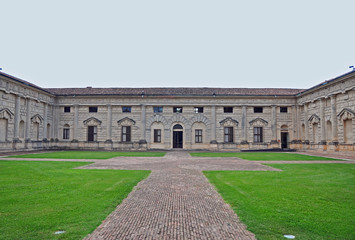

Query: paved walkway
[[1, 151, 354, 239]]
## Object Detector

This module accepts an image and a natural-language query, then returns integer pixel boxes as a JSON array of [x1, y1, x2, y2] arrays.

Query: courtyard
[[0, 151, 354, 240]]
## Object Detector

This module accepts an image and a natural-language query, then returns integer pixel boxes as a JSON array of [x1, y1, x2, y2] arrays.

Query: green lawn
[[204, 164, 355, 240], [7, 151, 166, 159], [0, 161, 150, 240], [190, 152, 343, 161]]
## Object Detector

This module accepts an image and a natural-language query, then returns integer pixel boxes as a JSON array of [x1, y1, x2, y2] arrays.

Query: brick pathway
[[81, 152, 281, 240]]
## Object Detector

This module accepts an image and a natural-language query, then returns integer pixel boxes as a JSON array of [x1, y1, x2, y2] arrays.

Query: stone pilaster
[[25, 98, 31, 141], [73, 105, 79, 141], [13, 95, 21, 141], [43, 103, 48, 140], [241, 105, 248, 144], [106, 104, 112, 142], [210, 105, 217, 144], [331, 95, 338, 142], [139, 104, 147, 144], [304, 103, 309, 143], [270, 105, 277, 144], [320, 98, 326, 144]]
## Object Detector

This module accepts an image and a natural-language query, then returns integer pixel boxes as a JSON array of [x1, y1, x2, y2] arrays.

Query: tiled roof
[[45, 87, 304, 96]]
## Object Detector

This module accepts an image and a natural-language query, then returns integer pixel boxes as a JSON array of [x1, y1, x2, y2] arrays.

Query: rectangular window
[[254, 107, 263, 113], [224, 107, 233, 113], [122, 106, 132, 113], [64, 106, 71, 113], [89, 106, 98, 112], [63, 128, 70, 139], [154, 129, 161, 143], [195, 129, 203, 143], [194, 107, 204, 113], [224, 127, 233, 143], [153, 106, 163, 113], [122, 126, 131, 142], [88, 126, 97, 142], [253, 127, 263, 143], [173, 107, 183, 113], [280, 107, 288, 113]]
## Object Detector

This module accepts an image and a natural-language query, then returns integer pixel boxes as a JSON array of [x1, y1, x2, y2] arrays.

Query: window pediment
[[220, 117, 239, 127], [249, 118, 268, 126], [117, 117, 136, 126], [308, 114, 320, 125], [83, 117, 102, 126], [31, 114, 43, 124], [337, 108, 355, 121], [0, 108, 14, 120]]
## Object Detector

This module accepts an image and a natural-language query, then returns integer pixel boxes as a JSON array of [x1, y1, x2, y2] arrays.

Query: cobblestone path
[[82, 152, 279, 240]]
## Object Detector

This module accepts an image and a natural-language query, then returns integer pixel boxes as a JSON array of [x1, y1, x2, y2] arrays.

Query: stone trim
[[83, 117, 102, 125], [117, 117, 136, 126], [337, 108, 355, 121], [219, 117, 239, 126], [249, 118, 268, 126], [0, 108, 14, 120], [31, 114, 43, 124]]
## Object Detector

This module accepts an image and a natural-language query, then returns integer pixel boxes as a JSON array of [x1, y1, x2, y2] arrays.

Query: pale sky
[[1, 0, 354, 89]]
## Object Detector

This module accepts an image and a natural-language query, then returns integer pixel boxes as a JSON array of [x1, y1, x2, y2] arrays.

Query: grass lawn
[[204, 164, 355, 240], [0, 161, 150, 240], [190, 152, 344, 161], [7, 151, 166, 159]]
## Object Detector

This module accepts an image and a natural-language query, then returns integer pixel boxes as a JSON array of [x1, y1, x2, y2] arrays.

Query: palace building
[[0, 70, 354, 153]]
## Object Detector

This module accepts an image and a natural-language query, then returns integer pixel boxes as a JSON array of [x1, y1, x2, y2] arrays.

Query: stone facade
[[0, 70, 354, 153]]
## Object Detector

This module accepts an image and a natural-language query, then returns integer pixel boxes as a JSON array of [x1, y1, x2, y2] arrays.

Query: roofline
[[0, 71, 55, 96], [51, 93, 298, 97], [296, 70, 355, 97]]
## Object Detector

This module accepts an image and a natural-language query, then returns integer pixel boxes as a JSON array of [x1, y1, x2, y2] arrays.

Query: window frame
[[194, 107, 204, 113], [89, 106, 98, 113], [63, 128, 70, 140], [224, 127, 233, 143], [195, 129, 203, 143], [153, 106, 163, 113], [280, 107, 288, 113], [173, 107, 183, 113], [64, 106, 71, 113], [254, 107, 263, 113], [253, 127, 263, 143], [224, 107, 233, 113], [122, 126, 131, 142], [122, 106, 132, 113], [154, 129, 161, 143]]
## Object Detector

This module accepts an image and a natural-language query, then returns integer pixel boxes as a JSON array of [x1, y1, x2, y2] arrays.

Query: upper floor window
[[224, 107, 233, 113], [122, 106, 132, 113], [194, 107, 204, 113], [154, 106, 163, 113], [64, 106, 71, 113], [89, 106, 98, 112], [254, 107, 263, 113], [173, 107, 183, 113], [280, 107, 288, 113]]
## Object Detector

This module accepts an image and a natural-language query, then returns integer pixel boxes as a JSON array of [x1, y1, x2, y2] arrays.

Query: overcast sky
[[1, 0, 354, 89]]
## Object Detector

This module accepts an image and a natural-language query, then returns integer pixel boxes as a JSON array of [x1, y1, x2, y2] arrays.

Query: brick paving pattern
[[1, 151, 354, 239]]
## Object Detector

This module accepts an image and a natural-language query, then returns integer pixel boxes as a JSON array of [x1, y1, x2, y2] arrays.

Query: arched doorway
[[173, 124, 183, 148]]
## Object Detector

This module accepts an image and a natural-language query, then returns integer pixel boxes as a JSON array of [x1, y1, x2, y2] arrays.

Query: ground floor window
[[253, 127, 263, 143], [224, 127, 233, 143], [154, 129, 161, 143], [63, 126, 70, 140], [195, 129, 203, 143], [88, 126, 97, 142], [122, 126, 131, 142]]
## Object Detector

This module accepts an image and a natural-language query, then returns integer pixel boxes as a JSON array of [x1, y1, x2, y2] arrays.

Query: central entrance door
[[173, 131, 183, 148], [173, 124, 183, 149]]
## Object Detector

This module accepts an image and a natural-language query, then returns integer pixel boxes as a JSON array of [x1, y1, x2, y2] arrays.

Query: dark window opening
[[122, 126, 131, 142], [195, 129, 202, 143], [224, 107, 233, 113], [173, 107, 183, 113], [254, 107, 263, 113], [122, 106, 132, 113], [64, 107, 71, 113], [253, 127, 263, 143], [154, 129, 161, 143], [153, 106, 163, 113], [280, 107, 288, 113], [194, 107, 204, 113], [173, 124, 183, 130], [63, 128, 70, 139], [89, 106, 98, 112], [88, 126, 97, 141], [224, 127, 233, 143]]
